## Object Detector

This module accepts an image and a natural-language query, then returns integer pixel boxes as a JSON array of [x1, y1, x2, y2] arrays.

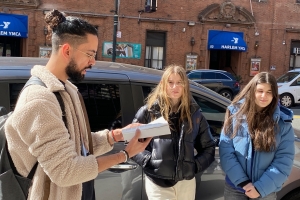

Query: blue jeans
[[224, 182, 276, 200]]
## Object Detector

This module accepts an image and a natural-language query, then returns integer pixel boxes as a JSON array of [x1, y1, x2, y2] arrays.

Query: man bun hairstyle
[[44, 9, 66, 31], [44, 9, 98, 52]]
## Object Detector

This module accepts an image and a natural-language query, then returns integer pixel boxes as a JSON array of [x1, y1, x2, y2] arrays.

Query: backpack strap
[[6, 143, 38, 179], [8, 76, 67, 179], [53, 92, 67, 128], [24, 76, 67, 127]]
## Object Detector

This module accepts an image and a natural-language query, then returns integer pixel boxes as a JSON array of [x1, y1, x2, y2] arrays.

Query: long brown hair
[[146, 64, 193, 133], [223, 72, 279, 152]]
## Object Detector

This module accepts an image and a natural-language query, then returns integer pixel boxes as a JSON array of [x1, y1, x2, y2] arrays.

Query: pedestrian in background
[[132, 64, 215, 200], [219, 72, 295, 199]]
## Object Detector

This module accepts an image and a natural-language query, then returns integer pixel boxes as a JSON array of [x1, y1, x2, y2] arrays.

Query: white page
[[122, 116, 171, 141]]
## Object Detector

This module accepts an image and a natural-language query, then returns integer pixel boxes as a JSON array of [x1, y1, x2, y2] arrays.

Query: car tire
[[281, 188, 300, 200], [280, 93, 294, 108], [219, 89, 233, 100]]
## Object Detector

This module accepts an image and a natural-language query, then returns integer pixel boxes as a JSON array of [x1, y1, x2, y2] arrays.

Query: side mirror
[[0, 107, 8, 116]]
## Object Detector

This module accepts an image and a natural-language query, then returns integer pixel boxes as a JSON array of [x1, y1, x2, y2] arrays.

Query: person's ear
[[60, 43, 71, 59]]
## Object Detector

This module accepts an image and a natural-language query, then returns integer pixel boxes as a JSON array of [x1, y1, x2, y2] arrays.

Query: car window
[[297, 78, 300, 85], [76, 83, 121, 132], [188, 72, 201, 80], [222, 72, 235, 80], [202, 72, 216, 79], [216, 73, 230, 80], [142, 85, 154, 99], [192, 94, 226, 139], [277, 72, 300, 83], [9, 82, 122, 132]]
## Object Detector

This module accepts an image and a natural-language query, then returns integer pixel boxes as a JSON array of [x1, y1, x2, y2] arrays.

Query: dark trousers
[[82, 179, 95, 200]]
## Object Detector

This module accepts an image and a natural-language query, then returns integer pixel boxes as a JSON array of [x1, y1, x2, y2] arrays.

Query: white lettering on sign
[[221, 45, 238, 50], [220, 45, 245, 51], [0, 22, 10, 29], [0, 31, 7, 35], [231, 37, 238, 44], [9, 32, 21, 36]]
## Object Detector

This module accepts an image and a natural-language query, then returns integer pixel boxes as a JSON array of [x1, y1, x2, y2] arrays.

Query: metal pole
[[112, 0, 118, 62]]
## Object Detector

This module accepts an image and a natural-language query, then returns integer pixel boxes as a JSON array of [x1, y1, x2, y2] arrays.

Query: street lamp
[[190, 37, 195, 46], [112, 0, 119, 62]]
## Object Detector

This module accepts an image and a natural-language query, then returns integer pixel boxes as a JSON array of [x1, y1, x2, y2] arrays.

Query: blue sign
[[207, 30, 247, 52], [102, 42, 141, 59], [0, 13, 28, 38]]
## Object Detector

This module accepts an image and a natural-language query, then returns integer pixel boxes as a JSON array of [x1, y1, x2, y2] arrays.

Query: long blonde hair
[[146, 64, 193, 133], [223, 72, 279, 152]]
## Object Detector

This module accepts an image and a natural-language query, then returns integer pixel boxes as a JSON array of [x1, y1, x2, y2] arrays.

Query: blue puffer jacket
[[219, 104, 295, 197]]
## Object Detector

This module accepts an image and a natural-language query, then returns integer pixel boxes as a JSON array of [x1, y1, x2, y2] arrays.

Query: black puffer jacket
[[132, 101, 215, 182]]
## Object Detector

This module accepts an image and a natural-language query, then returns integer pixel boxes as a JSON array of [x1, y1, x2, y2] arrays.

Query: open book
[[122, 117, 171, 142]]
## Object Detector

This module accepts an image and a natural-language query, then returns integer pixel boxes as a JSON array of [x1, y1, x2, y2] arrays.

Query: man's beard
[[65, 59, 91, 83]]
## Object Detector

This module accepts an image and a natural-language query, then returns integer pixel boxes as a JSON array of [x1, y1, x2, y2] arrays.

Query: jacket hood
[[228, 99, 293, 123], [276, 105, 293, 123]]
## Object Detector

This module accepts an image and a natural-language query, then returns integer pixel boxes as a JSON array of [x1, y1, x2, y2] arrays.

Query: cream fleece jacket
[[5, 65, 113, 200]]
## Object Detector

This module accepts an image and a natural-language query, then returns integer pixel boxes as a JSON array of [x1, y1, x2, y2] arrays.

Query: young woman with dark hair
[[219, 72, 295, 200]]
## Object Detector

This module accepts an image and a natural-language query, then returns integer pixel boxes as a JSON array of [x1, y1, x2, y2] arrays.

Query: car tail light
[[234, 82, 240, 88]]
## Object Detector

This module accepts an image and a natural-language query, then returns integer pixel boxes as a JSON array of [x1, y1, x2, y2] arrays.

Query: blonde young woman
[[132, 65, 215, 199], [219, 72, 295, 200]]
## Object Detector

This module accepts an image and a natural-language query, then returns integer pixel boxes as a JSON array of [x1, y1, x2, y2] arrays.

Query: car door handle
[[110, 163, 138, 170]]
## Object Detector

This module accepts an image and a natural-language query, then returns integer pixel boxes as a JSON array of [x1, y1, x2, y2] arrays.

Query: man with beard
[[4, 9, 151, 200]]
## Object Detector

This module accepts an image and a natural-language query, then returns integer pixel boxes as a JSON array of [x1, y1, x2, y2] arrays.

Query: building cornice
[[198, 2, 256, 26], [0, 0, 39, 8]]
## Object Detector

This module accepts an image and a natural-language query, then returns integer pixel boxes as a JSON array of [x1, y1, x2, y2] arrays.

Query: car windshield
[[277, 72, 300, 83]]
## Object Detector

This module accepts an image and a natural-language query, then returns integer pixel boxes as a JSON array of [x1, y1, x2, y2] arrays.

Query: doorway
[[209, 50, 239, 75], [0, 36, 21, 57]]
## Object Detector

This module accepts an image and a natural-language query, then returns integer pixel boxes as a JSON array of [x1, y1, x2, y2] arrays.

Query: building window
[[145, 32, 166, 70], [145, 46, 164, 69]]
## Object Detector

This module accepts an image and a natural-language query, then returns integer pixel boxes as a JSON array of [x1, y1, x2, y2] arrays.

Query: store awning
[[207, 30, 247, 52], [0, 14, 28, 38]]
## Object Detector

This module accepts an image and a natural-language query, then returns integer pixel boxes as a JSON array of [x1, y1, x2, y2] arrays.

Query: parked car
[[0, 57, 299, 200], [186, 69, 240, 100], [277, 69, 300, 108]]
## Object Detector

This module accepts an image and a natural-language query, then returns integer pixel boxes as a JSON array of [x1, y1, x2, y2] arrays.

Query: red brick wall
[[5, 0, 300, 84]]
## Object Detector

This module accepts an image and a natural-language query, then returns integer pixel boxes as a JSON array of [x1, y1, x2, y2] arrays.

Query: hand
[[111, 129, 124, 142], [122, 122, 142, 129], [124, 128, 152, 158], [110, 123, 143, 143], [111, 123, 143, 142], [243, 183, 260, 198]]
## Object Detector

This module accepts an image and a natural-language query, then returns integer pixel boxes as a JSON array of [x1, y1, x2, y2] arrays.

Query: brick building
[[1, 0, 300, 85]]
